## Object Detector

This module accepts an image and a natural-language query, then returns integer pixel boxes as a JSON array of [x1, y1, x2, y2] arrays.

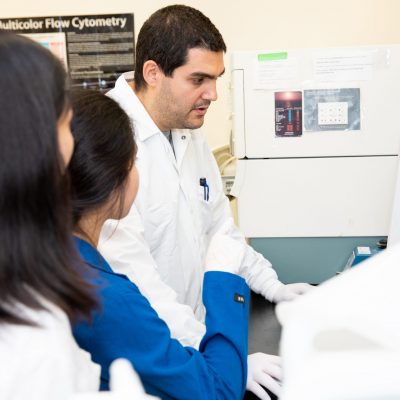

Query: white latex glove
[[110, 359, 158, 398], [246, 353, 282, 400], [205, 233, 247, 275], [272, 283, 314, 303], [70, 359, 158, 399]]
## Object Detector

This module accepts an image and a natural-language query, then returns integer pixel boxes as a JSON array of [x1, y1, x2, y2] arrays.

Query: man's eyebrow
[[189, 69, 225, 79]]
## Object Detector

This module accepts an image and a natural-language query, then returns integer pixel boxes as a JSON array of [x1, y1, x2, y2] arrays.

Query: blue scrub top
[[73, 237, 249, 400]]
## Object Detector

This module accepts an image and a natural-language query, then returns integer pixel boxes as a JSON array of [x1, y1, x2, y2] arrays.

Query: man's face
[[155, 48, 225, 131]]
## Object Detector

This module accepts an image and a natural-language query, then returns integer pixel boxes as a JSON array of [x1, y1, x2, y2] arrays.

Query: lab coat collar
[[113, 73, 161, 142], [114, 73, 194, 150], [112, 73, 193, 169], [74, 237, 113, 274]]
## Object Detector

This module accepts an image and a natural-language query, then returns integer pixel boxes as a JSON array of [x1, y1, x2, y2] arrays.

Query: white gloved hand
[[205, 233, 247, 275], [70, 359, 158, 399], [110, 359, 157, 397], [246, 353, 282, 400], [272, 282, 314, 303]]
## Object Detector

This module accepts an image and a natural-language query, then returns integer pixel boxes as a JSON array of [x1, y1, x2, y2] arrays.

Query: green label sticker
[[258, 52, 288, 61]]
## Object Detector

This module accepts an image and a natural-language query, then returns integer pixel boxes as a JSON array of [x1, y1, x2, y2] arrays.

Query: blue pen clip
[[199, 177, 209, 201]]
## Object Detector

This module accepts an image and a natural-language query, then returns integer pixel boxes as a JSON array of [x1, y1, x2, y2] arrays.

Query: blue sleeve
[[73, 270, 249, 400]]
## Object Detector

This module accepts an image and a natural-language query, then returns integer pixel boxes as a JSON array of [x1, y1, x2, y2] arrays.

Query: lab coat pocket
[[197, 186, 213, 234]]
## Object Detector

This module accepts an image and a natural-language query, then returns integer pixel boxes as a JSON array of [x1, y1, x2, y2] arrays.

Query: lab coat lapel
[[172, 130, 191, 171]]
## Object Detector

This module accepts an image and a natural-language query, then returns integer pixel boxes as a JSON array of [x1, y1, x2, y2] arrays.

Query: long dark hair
[[69, 89, 136, 232], [0, 32, 97, 325], [135, 5, 226, 91]]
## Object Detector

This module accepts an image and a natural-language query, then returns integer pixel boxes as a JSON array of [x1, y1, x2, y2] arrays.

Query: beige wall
[[2, 0, 400, 148]]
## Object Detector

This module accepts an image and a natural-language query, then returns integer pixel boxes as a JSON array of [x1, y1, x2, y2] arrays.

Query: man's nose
[[202, 81, 218, 102]]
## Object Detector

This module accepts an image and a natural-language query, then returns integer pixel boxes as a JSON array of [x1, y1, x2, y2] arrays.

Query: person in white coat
[[0, 32, 100, 399], [99, 5, 310, 399], [0, 32, 151, 400]]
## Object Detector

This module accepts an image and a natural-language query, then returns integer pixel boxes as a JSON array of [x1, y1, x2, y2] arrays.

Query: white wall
[[2, 0, 400, 149]]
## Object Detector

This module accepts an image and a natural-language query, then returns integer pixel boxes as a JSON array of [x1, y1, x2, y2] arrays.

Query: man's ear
[[142, 60, 162, 88]]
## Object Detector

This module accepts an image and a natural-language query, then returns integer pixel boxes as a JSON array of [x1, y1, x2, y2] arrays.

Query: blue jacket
[[73, 238, 249, 399]]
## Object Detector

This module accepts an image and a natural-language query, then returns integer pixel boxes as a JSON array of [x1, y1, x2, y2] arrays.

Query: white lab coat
[[99, 72, 284, 348], [0, 299, 100, 400]]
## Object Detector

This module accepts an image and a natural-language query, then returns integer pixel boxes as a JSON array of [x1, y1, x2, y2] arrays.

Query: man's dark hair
[[0, 31, 97, 326], [135, 4, 226, 91], [69, 89, 137, 233]]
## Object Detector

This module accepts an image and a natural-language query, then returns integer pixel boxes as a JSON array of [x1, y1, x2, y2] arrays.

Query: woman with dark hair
[[70, 89, 252, 400], [0, 32, 100, 399]]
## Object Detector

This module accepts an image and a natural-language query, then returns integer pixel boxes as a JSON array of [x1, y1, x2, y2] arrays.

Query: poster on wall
[[0, 14, 135, 90], [275, 91, 303, 137]]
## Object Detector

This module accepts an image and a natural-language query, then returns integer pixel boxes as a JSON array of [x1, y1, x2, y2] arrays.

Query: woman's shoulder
[[0, 298, 79, 362], [0, 299, 100, 397]]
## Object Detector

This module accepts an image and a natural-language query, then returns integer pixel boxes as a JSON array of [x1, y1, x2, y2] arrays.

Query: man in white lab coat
[[100, 5, 311, 399]]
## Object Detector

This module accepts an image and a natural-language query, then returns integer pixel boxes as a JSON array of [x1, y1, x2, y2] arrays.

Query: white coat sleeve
[[99, 204, 206, 349], [204, 142, 285, 302]]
